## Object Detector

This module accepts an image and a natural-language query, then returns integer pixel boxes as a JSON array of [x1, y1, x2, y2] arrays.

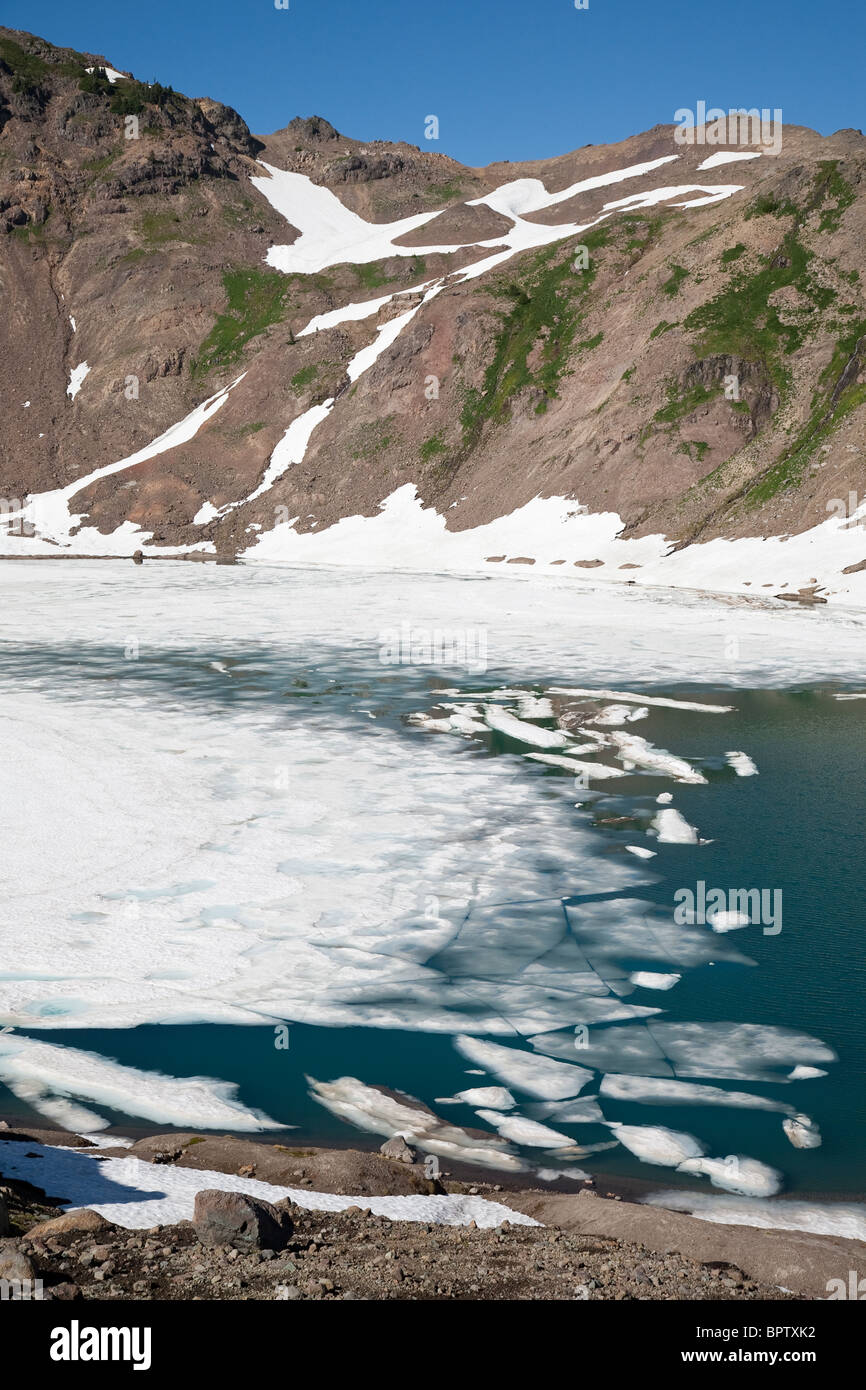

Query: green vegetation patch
[[721, 243, 746, 266], [291, 364, 319, 391], [650, 319, 677, 339], [814, 160, 856, 233], [425, 180, 465, 204], [0, 37, 49, 94], [683, 228, 833, 390], [349, 416, 397, 461], [744, 193, 798, 221], [420, 433, 449, 461], [353, 256, 426, 291], [662, 264, 689, 297], [677, 439, 710, 462], [654, 378, 717, 426], [460, 228, 609, 438], [192, 268, 290, 378], [746, 319, 866, 505]]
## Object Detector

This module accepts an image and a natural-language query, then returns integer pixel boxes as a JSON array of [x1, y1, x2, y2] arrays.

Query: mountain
[[2, 27, 865, 597]]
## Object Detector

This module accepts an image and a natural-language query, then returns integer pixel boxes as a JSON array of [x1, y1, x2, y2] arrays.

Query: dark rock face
[[286, 115, 340, 142], [192, 1189, 294, 1252]]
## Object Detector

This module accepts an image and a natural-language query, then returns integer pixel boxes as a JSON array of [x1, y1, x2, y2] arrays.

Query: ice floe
[[726, 750, 759, 776], [307, 1076, 525, 1172], [526, 752, 628, 778], [608, 1122, 705, 1167], [475, 1110, 575, 1148], [628, 970, 678, 987], [677, 1155, 783, 1197], [484, 705, 569, 748], [652, 808, 700, 843], [455, 1037, 593, 1101], [783, 1114, 822, 1149], [599, 1073, 791, 1112], [0, 1035, 280, 1131], [548, 689, 734, 713], [437, 1086, 515, 1110], [611, 731, 707, 783]]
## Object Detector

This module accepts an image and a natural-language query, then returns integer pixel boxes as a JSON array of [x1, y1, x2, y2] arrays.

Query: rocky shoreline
[[1, 1123, 859, 1301]]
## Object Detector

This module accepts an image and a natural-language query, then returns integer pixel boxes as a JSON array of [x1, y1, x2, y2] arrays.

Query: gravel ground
[[7, 1202, 795, 1302]]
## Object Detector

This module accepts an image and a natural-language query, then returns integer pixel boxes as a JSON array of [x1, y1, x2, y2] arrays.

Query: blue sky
[[5, 0, 863, 165]]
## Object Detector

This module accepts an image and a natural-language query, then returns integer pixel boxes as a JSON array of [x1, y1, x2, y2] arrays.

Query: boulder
[[25, 1209, 111, 1239], [0, 1189, 10, 1238], [192, 1189, 293, 1252], [0, 1245, 37, 1283], [379, 1135, 416, 1165]]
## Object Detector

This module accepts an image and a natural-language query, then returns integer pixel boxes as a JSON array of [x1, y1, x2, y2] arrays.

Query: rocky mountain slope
[[2, 27, 865, 594]]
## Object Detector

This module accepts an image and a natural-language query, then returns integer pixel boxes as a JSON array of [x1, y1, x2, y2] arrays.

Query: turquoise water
[[2, 619, 864, 1198]]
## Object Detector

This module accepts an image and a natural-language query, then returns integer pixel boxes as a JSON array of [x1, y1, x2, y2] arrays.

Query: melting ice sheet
[[0, 562, 852, 1216]]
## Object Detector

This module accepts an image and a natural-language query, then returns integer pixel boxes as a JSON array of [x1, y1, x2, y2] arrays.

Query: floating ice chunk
[[625, 846, 657, 860], [0, 1140, 536, 1230], [484, 706, 568, 748], [726, 750, 758, 776], [406, 713, 453, 732], [697, 151, 762, 170], [788, 1065, 828, 1080], [608, 1122, 705, 1167], [652, 808, 699, 843], [782, 1114, 822, 1149], [455, 1036, 593, 1101], [66, 362, 90, 400], [535, 1166, 589, 1182], [449, 712, 488, 735], [677, 1154, 782, 1197], [516, 695, 555, 720], [526, 752, 628, 778], [657, 792, 673, 804], [308, 1075, 524, 1172], [3, 1078, 109, 1134], [708, 909, 751, 932], [629, 971, 678, 988], [436, 1086, 515, 1110], [535, 1096, 606, 1124], [590, 704, 649, 726], [476, 1110, 575, 1148], [0, 1035, 280, 1131], [548, 688, 733, 713], [833, 692, 866, 700], [610, 732, 707, 783], [600, 1073, 791, 1112], [651, 1021, 836, 1081], [644, 1190, 866, 1241]]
